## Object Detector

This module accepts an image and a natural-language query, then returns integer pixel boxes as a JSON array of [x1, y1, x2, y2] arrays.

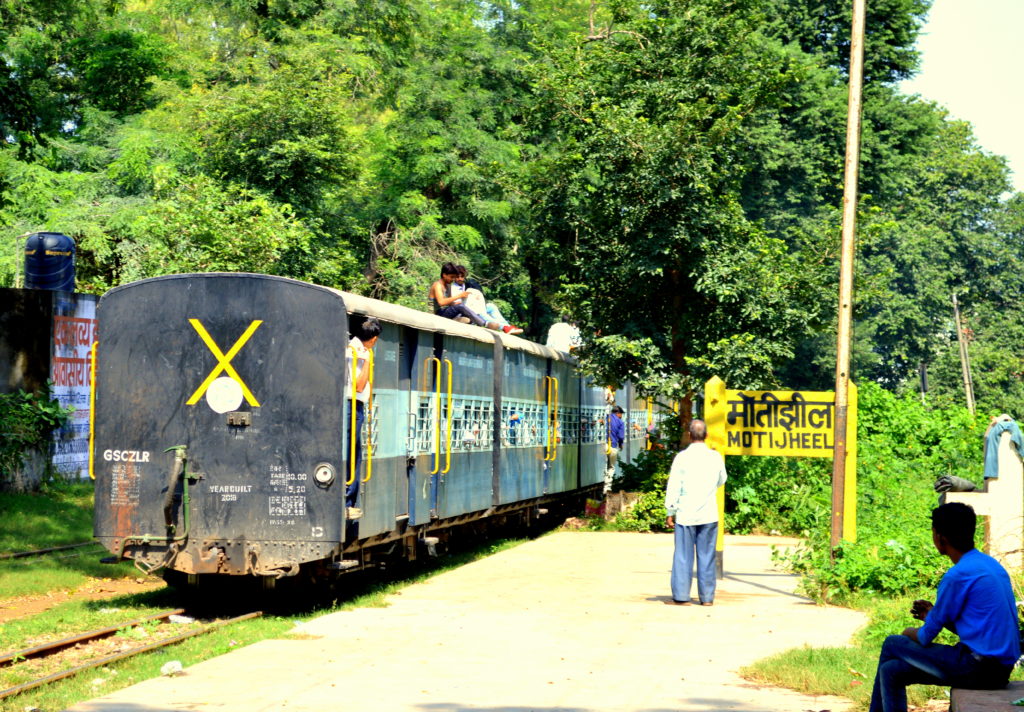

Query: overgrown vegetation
[[772, 384, 981, 602], [0, 388, 73, 490]]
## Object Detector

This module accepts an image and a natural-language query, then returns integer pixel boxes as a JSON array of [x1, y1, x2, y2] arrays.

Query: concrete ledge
[[951, 681, 1024, 711]]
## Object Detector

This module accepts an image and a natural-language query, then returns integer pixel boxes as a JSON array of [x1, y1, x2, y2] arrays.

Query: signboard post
[[704, 376, 857, 576]]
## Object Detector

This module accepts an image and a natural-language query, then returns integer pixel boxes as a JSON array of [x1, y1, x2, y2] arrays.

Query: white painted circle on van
[[206, 377, 243, 414]]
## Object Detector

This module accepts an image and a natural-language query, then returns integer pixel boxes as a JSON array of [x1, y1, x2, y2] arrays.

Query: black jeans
[[346, 401, 365, 507], [437, 304, 486, 326], [869, 635, 1012, 712]]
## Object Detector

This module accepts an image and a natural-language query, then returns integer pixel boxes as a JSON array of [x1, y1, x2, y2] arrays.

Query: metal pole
[[831, 0, 866, 552], [952, 293, 976, 415], [15, 233, 25, 289], [963, 328, 976, 415]]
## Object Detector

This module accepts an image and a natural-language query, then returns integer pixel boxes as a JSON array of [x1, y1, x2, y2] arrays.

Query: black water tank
[[24, 232, 75, 291]]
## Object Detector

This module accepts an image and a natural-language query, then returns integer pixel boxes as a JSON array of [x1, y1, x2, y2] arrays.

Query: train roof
[[332, 289, 576, 364], [102, 273, 577, 364]]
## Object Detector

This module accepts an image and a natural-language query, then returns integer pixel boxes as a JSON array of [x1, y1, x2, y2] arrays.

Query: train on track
[[91, 273, 656, 588]]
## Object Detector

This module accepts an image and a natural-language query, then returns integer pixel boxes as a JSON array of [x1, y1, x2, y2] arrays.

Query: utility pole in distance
[[952, 293, 976, 416], [831, 0, 866, 553]]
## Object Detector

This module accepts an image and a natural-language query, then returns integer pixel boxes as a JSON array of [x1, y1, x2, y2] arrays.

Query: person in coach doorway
[[605, 405, 626, 494], [664, 418, 727, 606], [345, 317, 381, 520]]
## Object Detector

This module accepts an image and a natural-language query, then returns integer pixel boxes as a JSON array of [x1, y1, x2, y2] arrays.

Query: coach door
[[348, 317, 406, 538], [545, 357, 579, 494], [498, 347, 546, 503], [579, 379, 607, 488], [436, 333, 494, 518], [408, 329, 441, 525], [623, 383, 647, 467]]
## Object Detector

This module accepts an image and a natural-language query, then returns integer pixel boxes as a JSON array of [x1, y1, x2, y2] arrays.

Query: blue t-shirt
[[919, 548, 1020, 666], [607, 414, 625, 449]]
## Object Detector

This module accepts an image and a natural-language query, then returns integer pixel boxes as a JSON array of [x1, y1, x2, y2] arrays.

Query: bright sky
[[898, 0, 1024, 193]]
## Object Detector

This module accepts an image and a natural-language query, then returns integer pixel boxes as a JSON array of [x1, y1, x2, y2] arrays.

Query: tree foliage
[[526, 0, 832, 405], [1, 0, 1023, 423]]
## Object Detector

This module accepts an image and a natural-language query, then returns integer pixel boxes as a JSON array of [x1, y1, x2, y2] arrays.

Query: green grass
[[743, 644, 886, 708], [0, 480, 94, 552], [0, 549, 141, 600], [0, 480, 142, 599], [741, 591, 1024, 710]]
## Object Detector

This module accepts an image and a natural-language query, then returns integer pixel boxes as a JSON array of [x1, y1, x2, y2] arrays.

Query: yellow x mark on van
[[186, 319, 262, 407]]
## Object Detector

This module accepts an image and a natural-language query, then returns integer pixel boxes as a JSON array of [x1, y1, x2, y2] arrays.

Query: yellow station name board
[[721, 389, 842, 457], [704, 376, 857, 541]]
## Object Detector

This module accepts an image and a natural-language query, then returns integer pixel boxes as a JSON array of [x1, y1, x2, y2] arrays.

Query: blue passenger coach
[[92, 273, 642, 585]]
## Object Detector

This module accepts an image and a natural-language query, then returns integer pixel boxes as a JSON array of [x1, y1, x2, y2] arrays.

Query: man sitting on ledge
[[869, 502, 1019, 712]]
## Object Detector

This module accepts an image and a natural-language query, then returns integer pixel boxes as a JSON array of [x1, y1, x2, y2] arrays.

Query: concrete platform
[[67, 532, 866, 712], [951, 681, 1024, 711]]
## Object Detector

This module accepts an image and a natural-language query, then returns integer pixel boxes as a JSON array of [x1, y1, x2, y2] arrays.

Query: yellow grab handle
[[348, 345, 359, 486], [361, 349, 375, 483], [543, 376, 552, 460], [544, 376, 559, 461], [88, 341, 98, 480], [442, 358, 453, 474], [646, 399, 654, 450], [551, 376, 559, 460], [606, 408, 612, 455], [428, 357, 441, 475]]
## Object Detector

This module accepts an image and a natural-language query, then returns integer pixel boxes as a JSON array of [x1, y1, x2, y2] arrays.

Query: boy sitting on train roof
[[452, 265, 523, 335], [345, 316, 381, 520], [429, 262, 522, 335]]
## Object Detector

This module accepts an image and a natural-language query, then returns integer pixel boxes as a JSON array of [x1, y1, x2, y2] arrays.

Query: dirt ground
[[0, 576, 165, 625], [12, 536, 954, 712], [70, 533, 870, 712]]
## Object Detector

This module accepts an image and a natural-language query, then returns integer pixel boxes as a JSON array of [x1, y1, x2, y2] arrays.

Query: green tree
[[763, 0, 930, 84], [69, 29, 167, 116], [526, 0, 831, 418], [356, 0, 535, 315], [121, 175, 319, 280], [852, 119, 1014, 390], [192, 67, 361, 215], [0, 1, 171, 152]]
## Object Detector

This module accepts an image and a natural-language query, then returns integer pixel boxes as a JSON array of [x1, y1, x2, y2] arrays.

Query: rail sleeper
[[950, 681, 1024, 711]]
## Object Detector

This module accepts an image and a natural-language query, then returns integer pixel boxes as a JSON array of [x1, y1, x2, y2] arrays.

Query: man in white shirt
[[345, 317, 380, 519], [546, 319, 581, 353], [664, 418, 727, 605]]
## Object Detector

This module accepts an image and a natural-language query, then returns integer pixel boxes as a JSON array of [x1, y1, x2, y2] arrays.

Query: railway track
[[0, 542, 99, 562], [0, 609, 262, 701]]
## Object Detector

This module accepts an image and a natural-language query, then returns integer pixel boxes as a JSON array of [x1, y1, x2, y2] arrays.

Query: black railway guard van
[[91, 273, 657, 586]]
